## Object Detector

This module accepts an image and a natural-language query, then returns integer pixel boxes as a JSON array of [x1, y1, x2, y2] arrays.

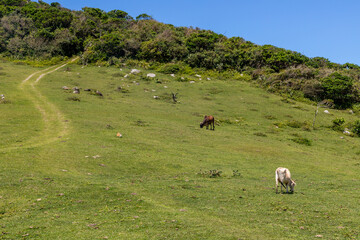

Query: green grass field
[[0, 59, 359, 239]]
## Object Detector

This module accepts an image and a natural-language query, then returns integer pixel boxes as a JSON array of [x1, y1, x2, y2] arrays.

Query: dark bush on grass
[[175, 76, 190, 82], [254, 132, 267, 137], [198, 169, 222, 178], [352, 120, 360, 135], [112, 72, 124, 78], [158, 63, 183, 74], [332, 117, 345, 131], [67, 97, 80, 101], [291, 136, 312, 146]]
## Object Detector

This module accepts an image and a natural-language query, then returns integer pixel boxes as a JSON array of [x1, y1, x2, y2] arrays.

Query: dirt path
[[1, 58, 78, 152]]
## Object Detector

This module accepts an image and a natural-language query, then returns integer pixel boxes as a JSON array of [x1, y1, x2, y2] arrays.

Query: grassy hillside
[[0, 59, 359, 239]]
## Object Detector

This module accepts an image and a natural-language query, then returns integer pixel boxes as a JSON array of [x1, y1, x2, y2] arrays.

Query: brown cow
[[200, 115, 215, 130]]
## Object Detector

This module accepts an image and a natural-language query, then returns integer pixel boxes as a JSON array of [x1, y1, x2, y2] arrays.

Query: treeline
[[1, 0, 360, 108]]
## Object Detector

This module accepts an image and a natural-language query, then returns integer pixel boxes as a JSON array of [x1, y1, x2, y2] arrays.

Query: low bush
[[352, 120, 360, 135], [291, 135, 312, 146], [198, 169, 222, 178], [332, 117, 345, 131], [66, 96, 80, 101]]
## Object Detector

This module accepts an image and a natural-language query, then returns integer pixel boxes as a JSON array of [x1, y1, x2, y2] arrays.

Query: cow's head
[[290, 180, 296, 192]]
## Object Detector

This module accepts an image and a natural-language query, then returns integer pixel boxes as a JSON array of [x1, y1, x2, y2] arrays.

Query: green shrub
[[66, 96, 80, 101], [321, 72, 357, 109], [332, 117, 345, 131], [158, 63, 183, 74], [253, 132, 267, 137], [352, 120, 360, 135], [198, 169, 222, 178], [291, 136, 312, 146]]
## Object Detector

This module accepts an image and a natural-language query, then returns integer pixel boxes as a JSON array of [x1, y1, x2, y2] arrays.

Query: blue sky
[[43, 0, 360, 65]]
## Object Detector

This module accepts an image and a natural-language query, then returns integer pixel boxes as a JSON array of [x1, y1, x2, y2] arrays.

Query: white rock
[[207, 77, 211, 80], [190, 81, 195, 84], [349, 110, 354, 114], [120, 68, 123, 71], [343, 129, 351, 135], [181, 77, 185, 80], [164, 86, 168, 88], [324, 110, 330, 114], [131, 69, 140, 74], [147, 73, 156, 78], [124, 74, 128, 78], [153, 96, 159, 99], [170, 74, 175, 77], [195, 74, 201, 78]]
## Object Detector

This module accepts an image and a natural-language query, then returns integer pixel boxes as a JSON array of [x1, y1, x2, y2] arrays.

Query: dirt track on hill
[[1, 57, 78, 152]]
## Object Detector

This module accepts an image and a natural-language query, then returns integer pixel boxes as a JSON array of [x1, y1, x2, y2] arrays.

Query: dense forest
[[1, 0, 360, 109]]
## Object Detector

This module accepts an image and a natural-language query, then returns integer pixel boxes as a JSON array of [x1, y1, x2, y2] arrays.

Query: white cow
[[275, 167, 296, 193]]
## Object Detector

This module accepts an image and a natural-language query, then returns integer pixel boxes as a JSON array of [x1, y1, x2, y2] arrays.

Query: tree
[[136, 13, 152, 20], [321, 72, 357, 108], [107, 9, 132, 20]]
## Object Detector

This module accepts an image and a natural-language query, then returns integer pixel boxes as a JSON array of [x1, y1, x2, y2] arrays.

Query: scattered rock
[[124, 74, 128, 78], [179, 209, 187, 212], [324, 110, 329, 114], [164, 86, 168, 88], [131, 69, 140, 74], [349, 110, 354, 114], [153, 96, 159, 99], [315, 235, 323, 238], [170, 74, 175, 77], [189, 81, 195, 84], [207, 77, 211, 80], [62, 86, 70, 90], [147, 73, 156, 78], [343, 129, 351, 135], [195, 74, 201, 78]]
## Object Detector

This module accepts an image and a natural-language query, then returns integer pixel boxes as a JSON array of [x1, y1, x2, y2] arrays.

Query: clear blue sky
[[43, 0, 360, 65]]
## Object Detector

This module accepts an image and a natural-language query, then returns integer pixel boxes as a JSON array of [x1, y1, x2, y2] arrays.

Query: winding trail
[[1, 58, 78, 152]]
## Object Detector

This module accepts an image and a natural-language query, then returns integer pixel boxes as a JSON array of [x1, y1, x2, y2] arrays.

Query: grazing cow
[[275, 167, 296, 194], [73, 87, 80, 94], [95, 90, 103, 97], [200, 115, 215, 130]]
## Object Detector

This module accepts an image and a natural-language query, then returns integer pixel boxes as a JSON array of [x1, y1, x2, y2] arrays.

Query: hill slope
[[0, 60, 359, 239], [1, 0, 360, 108]]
